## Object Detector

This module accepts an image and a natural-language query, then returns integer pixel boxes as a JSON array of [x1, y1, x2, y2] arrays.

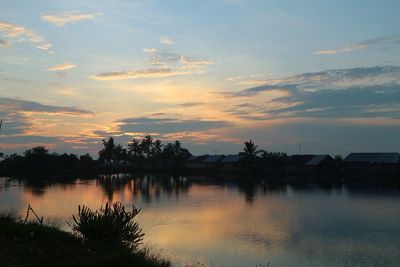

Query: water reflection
[[0, 175, 399, 267], [96, 175, 191, 202]]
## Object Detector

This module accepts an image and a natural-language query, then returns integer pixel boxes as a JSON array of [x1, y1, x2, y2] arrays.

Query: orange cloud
[[41, 12, 101, 26], [48, 63, 77, 71]]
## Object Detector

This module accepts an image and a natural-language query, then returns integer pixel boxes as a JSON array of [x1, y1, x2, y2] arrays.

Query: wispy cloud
[[150, 52, 214, 72], [0, 97, 92, 116], [151, 52, 180, 66], [316, 45, 367, 55], [93, 51, 213, 81], [143, 48, 157, 53], [0, 97, 92, 135], [229, 65, 400, 97], [236, 79, 270, 86], [316, 34, 400, 55], [222, 66, 400, 121], [92, 68, 189, 81], [160, 35, 174, 45], [0, 21, 52, 51], [118, 117, 232, 134], [41, 12, 101, 26], [180, 56, 214, 68], [48, 63, 77, 71]]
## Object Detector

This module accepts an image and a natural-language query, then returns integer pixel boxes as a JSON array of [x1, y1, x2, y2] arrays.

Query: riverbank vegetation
[[0, 135, 399, 182], [0, 204, 170, 267]]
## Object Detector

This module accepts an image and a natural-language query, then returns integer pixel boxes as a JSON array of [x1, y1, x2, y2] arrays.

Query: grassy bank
[[0, 213, 170, 267]]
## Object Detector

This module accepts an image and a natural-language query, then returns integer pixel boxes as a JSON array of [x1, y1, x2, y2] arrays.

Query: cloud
[[48, 63, 77, 71], [0, 135, 61, 144], [0, 97, 92, 135], [117, 117, 232, 134], [231, 65, 400, 97], [236, 79, 270, 86], [223, 66, 400, 121], [316, 34, 400, 55], [160, 35, 174, 45], [0, 21, 52, 51], [92, 51, 213, 81], [143, 48, 157, 53], [180, 56, 214, 69], [0, 97, 92, 116], [149, 52, 214, 73], [92, 68, 189, 81], [316, 45, 367, 55], [178, 102, 206, 107], [151, 52, 181, 66], [180, 56, 214, 66], [41, 12, 101, 26]]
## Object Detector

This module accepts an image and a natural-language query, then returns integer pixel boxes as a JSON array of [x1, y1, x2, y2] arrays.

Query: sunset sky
[[1, 0, 400, 156]]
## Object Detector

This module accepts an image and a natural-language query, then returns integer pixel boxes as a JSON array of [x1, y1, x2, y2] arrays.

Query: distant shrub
[[71, 202, 144, 250]]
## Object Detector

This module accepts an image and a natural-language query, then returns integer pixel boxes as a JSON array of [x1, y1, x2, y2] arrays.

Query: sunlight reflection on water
[[0, 175, 399, 267]]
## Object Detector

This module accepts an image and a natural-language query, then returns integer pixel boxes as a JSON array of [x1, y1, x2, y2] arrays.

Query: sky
[[0, 0, 400, 157]]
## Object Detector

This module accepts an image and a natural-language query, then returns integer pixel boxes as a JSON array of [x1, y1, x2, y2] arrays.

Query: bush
[[71, 202, 144, 250]]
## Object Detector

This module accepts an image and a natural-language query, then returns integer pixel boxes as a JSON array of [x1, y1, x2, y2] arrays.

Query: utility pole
[[298, 143, 302, 155]]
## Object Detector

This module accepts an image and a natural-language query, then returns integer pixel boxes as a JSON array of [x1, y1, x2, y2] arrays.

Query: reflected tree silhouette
[[96, 175, 190, 203]]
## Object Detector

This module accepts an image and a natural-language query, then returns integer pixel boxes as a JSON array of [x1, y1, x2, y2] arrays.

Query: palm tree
[[151, 139, 163, 159], [240, 140, 263, 159], [99, 137, 117, 164], [162, 141, 190, 159], [114, 144, 127, 166], [24, 146, 49, 157], [141, 135, 153, 158], [128, 138, 142, 160]]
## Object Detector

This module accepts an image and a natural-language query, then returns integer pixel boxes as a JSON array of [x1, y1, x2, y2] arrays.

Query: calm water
[[0, 175, 399, 267]]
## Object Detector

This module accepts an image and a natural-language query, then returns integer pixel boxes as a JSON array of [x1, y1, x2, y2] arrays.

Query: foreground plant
[[71, 202, 144, 250]]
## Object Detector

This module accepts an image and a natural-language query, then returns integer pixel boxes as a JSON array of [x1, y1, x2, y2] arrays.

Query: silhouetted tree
[[24, 146, 49, 157], [239, 140, 264, 169], [99, 137, 123, 165], [79, 153, 96, 169], [128, 138, 142, 159], [240, 140, 263, 160], [141, 135, 153, 159], [162, 141, 191, 160], [151, 139, 163, 159]]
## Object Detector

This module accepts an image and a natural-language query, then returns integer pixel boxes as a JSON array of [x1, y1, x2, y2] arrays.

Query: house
[[284, 154, 315, 174], [304, 155, 335, 174], [306, 155, 333, 166], [186, 154, 209, 169], [289, 155, 316, 165], [220, 154, 245, 168], [344, 153, 399, 165], [202, 155, 225, 168], [344, 152, 400, 173]]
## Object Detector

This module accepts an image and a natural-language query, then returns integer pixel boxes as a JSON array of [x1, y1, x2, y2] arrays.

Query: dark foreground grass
[[0, 214, 170, 267]]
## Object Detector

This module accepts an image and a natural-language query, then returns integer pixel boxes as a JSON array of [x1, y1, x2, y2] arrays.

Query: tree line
[[0, 135, 192, 173], [98, 136, 191, 166], [0, 132, 298, 174]]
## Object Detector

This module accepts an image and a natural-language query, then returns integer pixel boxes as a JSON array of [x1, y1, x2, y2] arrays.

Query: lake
[[0, 175, 399, 267]]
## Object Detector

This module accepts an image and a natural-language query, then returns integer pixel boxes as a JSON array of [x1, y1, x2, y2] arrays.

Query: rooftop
[[306, 155, 333, 166], [203, 155, 225, 163], [220, 154, 244, 163], [344, 153, 400, 164]]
